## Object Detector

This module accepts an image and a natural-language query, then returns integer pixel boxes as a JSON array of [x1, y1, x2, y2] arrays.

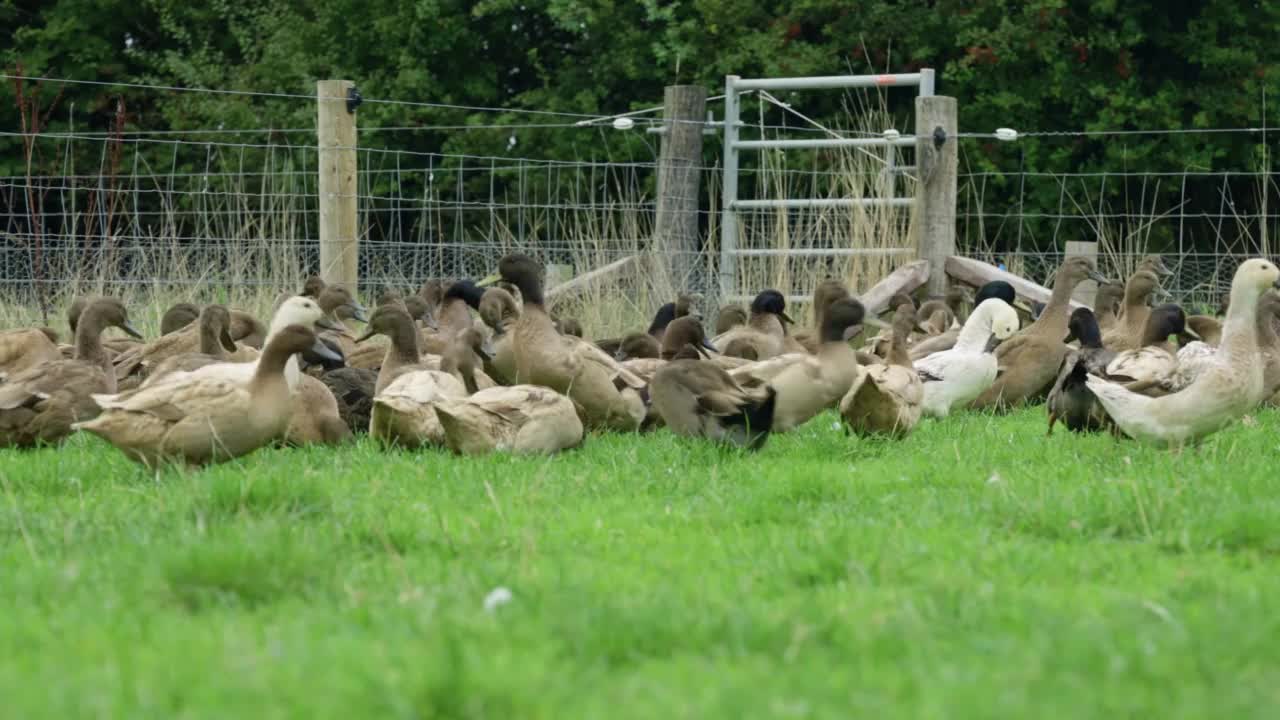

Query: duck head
[[445, 279, 486, 310], [750, 289, 793, 324], [1064, 307, 1104, 348], [821, 297, 866, 343], [81, 297, 144, 340], [479, 287, 521, 335], [158, 302, 201, 335], [662, 316, 717, 359], [301, 275, 327, 298], [318, 286, 369, 324], [200, 305, 238, 352], [974, 280, 1016, 306], [498, 254, 546, 306]]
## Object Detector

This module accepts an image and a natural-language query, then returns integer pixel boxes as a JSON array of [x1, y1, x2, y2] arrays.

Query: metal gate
[[718, 69, 935, 302]]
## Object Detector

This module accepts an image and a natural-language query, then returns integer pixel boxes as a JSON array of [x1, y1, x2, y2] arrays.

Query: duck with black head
[[713, 289, 793, 360], [909, 280, 1018, 360], [1047, 307, 1117, 434], [0, 298, 143, 447], [498, 253, 646, 432], [1102, 303, 1193, 396]]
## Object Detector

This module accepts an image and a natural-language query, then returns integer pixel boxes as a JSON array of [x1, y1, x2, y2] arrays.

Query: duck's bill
[[478, 339, 496, 361], [984, 334, 1003, 353], [701, 339, 718, 353], [1087, 270, 1110, 284], [316, 316, 342, 332], [310, 337, 344, 363], [779, 311, 795, 325], [347, 303, 369, 323], [219, 329, 238, 352], [354, 329, 376, 344], [121, 321, 144, 340], [842, 324, 863, 342]]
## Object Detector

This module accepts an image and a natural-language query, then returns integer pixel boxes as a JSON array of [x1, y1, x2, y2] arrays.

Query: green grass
[[3, 407, 1280, 718]]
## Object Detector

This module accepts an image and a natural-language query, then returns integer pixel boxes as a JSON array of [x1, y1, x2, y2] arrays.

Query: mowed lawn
[[3, 407, 1280, 718]]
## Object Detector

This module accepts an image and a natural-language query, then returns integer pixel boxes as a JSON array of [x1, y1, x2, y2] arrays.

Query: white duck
[[915, 298, 1019, 418], [1087, 258, 1280, 447], [151, 296, 334, 392]]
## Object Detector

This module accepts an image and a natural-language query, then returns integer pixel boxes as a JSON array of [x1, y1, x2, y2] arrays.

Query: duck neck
[[383, 318, 421, 371], [1034, 272, 1077, 335], [953, 302, 995, 352], [1256, 308, 1278, 349], [1220, 285, 1263, 364], [886, 325, 912, 367], [749, 312, 785, 338], [72, 312, 110, 369], [249, 343, 293, 395], [198, 318, 224, 356]]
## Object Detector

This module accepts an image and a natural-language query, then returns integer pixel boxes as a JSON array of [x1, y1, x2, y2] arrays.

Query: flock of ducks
[[1, 251, 1278, 468]]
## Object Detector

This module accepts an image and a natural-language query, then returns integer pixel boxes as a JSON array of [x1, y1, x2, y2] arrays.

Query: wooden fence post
[[317, 79, 358, 293], [653, 85, 707, 290], [1065, 240, 1099, 306], [914, 95, 958, 297]]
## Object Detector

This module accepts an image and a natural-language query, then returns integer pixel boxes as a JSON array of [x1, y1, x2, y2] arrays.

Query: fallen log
[[945, 256, 1086, 310], [859, 259, 931, 316]]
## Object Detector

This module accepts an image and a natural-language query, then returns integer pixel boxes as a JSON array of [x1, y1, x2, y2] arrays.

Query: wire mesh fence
[[2, 74, 1278, 318]]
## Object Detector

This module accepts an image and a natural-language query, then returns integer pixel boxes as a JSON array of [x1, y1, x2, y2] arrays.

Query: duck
[[499, 253, 646, 432], [914, 300, 955, 336], [478, 285, 521, 385], [0, 298, 143, 447], [1046, 308, 1118, 434], [790, 279, 852, 354], [76, 325, 339, 467], [1174, 291, 1280, 397], [1101, 269, 1163, 351], [713, 289, 793, 360], [112, 297, 291, 384], [228, 311, 268, 349], [618, 316, 720, 382], [1184, 315, 1223, 347], [758, 298, 866, 433], [1102, 304, 1191, 395], [555, 317, 584, 338], [65, 295, 146, 356], [0, 325, 63, 382], [1093, 281, 1126, 333], [370, 367, 467, 448], [139, 305, 239, 382], [915, 298, 1020, 418], [159, 302, 202, 335], [356, 304, 437, 394], [312, 285, 369, 359], [969, 256, 1107, 410], [434, 385, 584, 456], [1085, 258, 1280, 448], [597, 293, 701, 358], [319, 366, 377, 435], [650, 345, 776, 450], [839, 302, 923, 437], [714, 304, 747, 334], [909, 281, 1018, 360]]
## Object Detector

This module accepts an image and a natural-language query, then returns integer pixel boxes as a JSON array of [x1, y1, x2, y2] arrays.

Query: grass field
[[2, 406, 1279, 718]]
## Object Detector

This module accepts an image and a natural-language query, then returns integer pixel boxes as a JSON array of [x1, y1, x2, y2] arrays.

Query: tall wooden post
[[1065, 240, 1099, 306], [653, 85, 707, 290], [317, 80, 358, 293], [914, 95, 958, 297]]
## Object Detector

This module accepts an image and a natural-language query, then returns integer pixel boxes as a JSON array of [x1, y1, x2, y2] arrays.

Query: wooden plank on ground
[[546, 254, 640, 301], [945, 256, 1085, 310], [859, 259, 931, 316]]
